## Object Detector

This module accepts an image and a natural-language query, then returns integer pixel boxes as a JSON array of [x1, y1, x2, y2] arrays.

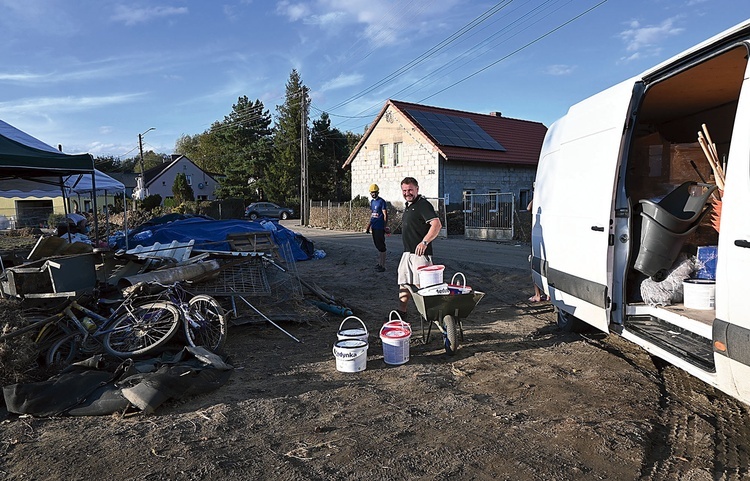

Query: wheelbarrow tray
[[407, 285, 485, 322]]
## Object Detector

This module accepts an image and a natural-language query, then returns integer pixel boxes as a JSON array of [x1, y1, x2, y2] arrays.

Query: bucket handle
[[450, 272, 466, 287], [339, 316, 368, 335], [384, 310, 411, 332], [389, 310, 407, 324]]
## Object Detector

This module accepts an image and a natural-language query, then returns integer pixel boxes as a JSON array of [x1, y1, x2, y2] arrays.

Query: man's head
[[369, 183, 379, 198], [401, 177, 419, 203]]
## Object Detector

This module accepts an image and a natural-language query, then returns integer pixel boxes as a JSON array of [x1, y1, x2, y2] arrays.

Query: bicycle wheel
[[185, 294, 227, 352], [443, 315, 459, 355], [103, 301, 181, 358], [46, 333, 79, 368]]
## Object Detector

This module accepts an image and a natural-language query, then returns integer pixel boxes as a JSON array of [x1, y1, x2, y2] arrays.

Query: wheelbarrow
[[405, 279, 485, 355]]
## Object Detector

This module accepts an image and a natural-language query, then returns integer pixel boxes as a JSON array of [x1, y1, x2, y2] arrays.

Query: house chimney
[[489, 112, 502, 117], [171, 154, 181, 162]]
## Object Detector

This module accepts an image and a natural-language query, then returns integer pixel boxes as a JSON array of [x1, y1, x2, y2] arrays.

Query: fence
[[463, 192, 515, 240], [309, 198, 447, 237]]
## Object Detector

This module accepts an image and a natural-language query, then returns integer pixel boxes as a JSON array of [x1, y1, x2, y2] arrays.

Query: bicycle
[[140, 281, 228, 353], [45, 287, 182, 368]]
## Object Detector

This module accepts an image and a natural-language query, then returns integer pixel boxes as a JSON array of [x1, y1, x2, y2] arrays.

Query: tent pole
[[123, 191, 129, 251], [61, 177, 73, 243], [90, 168, 99, 246]]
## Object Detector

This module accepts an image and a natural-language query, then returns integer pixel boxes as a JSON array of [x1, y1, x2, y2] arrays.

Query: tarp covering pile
[[2, 347, 233, 416], [111, 215, 314, 261]]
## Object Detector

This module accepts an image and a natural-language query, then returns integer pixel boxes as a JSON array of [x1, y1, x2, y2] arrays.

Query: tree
[[212, 96, 274, 200], [266, 69, 309, 203], [309, 112, 351, 201], [172, 173, 195, 204]]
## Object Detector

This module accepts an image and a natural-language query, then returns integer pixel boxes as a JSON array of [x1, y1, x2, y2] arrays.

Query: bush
[[141, 194, 162, 211]]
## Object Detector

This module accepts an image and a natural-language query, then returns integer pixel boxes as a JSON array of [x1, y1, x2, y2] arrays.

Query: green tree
[[309, 112, 352, 201], [266, 69, 309, 203], [172, 173, 195, 204], [212, 96, 274, 200], [174, 131, 224, 175]]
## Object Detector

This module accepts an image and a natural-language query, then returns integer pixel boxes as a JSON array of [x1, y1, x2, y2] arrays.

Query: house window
[[393, 142, 402, 166], [379, 144, 387, 167], [186, 174, 192, 186], [488, 190, 499, 213], [462, 189, 474, 213]]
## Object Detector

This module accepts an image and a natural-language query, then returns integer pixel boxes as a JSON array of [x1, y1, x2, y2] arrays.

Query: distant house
[[133, 155, 219, 204], [342, 99, 547, 211]]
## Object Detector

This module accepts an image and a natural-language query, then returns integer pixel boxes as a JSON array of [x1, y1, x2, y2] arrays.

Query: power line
[[418, 0, 609, 103]]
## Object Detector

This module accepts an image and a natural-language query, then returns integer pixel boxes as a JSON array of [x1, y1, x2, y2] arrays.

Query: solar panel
[[405, 109, 506, 152]]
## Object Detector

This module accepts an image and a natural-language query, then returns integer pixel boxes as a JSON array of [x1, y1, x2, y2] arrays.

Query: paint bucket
[[337, 316, 369, 342], [447, 272, 472, 295], [380, 311, 412, 365], [417, 264, 445, 287], [417, 283, 450, 296], [333, 339, 368, 373], [683, 279, 716, 310]]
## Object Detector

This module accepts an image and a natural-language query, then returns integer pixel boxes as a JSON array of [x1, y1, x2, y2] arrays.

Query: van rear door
[[534, 79, 638, 332]]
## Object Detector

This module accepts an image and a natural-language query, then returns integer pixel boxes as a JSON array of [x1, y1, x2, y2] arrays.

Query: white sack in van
[[640, 256, 696, 306]]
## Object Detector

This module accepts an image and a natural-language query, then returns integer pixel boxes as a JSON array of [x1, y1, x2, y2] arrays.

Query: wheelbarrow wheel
[[443, 315, 459, 355]]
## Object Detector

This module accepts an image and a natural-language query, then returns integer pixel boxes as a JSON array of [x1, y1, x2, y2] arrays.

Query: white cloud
[[544, 64, 574, 76], [276, 1, 311, 22], [0, 93, 145, 115], [619, 17, 684, 58], [321, 73, 364, 91], [111, 5, 189, 26]]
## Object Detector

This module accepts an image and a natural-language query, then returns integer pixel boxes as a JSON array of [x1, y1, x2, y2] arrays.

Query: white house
[[133, 155, 219, 203]]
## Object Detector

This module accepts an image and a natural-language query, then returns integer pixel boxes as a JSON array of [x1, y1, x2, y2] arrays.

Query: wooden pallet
[[226, 232, 279, 258]]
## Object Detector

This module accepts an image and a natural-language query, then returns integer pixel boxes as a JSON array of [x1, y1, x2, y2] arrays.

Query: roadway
[[280, 220, 531, 271]]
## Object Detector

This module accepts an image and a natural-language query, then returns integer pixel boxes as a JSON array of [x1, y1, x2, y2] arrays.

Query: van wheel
[[556, 309, 589, 333]]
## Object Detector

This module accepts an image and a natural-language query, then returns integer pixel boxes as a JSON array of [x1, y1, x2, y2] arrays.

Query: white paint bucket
[[380, 311, 412, 365], [417, 264, 445, 287], [683, 279, 716, 310], [333, 339, 368, 373], [337, 316, 369, 342], [417, 283, 450, 296]]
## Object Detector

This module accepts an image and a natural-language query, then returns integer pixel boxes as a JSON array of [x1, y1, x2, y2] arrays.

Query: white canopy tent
[[0, 169, 125, 198]]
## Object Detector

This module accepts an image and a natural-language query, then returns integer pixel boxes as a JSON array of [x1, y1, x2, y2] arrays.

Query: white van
[[532, 19, 750, 405]]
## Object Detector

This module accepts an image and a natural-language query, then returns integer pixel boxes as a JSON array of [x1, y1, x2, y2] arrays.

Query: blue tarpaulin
[[111, 215, 314, 261]]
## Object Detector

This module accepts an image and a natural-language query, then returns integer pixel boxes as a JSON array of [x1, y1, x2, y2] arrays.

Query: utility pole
[[137, 128, 155, 202], [300, 88, 309, 226]]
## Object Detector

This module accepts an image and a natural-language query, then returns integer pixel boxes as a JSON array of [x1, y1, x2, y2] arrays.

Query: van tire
[[556, 308, 590, 333]]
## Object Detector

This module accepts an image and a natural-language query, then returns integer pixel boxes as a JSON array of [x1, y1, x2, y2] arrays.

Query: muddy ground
[[1, 227, 750, 480]]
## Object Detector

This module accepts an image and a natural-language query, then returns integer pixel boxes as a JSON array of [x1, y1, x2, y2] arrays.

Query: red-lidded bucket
[[417, 264, 445, 287], [447, 272, 472, 295], [380, 311, 411, 365]]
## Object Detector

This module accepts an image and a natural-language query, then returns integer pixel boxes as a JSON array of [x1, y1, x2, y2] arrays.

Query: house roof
[[143, 155, 218, 187], [342, 99, 547, 168]]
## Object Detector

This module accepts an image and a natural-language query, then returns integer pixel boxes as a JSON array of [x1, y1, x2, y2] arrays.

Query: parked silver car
[[244, 202, 294, 220]]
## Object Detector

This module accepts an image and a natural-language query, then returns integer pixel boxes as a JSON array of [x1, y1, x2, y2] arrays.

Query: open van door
[[533, 79, 639, 332]]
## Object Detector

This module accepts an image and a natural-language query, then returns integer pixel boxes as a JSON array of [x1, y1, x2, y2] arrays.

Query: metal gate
[[463, 192, 515, 240]]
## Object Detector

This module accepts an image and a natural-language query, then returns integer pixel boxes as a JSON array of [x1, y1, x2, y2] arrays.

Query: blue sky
[[1, 0, 749, 160]]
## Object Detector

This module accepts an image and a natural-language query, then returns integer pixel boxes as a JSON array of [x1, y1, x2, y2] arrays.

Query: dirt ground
[[2, 228, 750, 480]]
